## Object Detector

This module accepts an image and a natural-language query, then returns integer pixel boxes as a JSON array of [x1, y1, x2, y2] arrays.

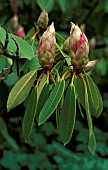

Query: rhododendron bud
[[37, 9, 49, 29], [69, 22, 89, 70], [14, 26, 25, 39], [38, 23, 56, 69]]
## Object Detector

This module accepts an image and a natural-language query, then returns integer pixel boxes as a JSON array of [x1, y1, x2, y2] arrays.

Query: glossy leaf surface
[[84, 74, 103, 117], [38, 79, 65, 125], [88, 131, 96, 155], [36, 82, 49, 118], [0, 27, 34, 60], [22, 86, 37, 141], [59, 84, 76, 145], [7, 71, 36, 112]]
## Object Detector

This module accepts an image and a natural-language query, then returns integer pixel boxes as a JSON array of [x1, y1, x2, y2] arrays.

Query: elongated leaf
[[85, 83, 93, 138], [56, 32, 65, 43], [77, 98, 84, 118], [88, 131, 96, 155], [84, 78, 96, 154], [22, 86, 37, 141], [36, 82, 49, 118], [75, 74, 103, 118], [37, 0, 54, 12], [95, 86, 103, 117], [56, 43, 71, 66], [59, 84, 76, 145], [0, 117, 20, 151], [37, 73, 47, 100], [0, 26, 34, 60], [84, 74, 99, 117], [75, 76, 85, 107], [0, 26, 6, 45], [38, 79, 65, 125], [7, 71, 36, 112]]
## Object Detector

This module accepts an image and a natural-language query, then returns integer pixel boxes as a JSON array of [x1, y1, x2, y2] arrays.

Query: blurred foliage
[[0, 0, 108, 169]]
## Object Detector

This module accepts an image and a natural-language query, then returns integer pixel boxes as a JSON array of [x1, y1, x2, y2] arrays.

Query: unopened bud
[[38, 23, 56, 69], [37, 9, 49, 29], [69, 22, 89, 70], [14, 26, 25, 39]]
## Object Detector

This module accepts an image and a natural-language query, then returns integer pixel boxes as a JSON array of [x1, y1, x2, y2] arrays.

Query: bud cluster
[[38, 10, 97, 72]]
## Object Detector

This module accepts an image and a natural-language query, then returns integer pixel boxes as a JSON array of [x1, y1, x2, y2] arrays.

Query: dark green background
[[0, 0, 108, 169]]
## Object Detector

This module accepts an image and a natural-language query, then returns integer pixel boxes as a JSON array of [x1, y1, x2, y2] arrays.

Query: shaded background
[[0, 0, 108, 169]]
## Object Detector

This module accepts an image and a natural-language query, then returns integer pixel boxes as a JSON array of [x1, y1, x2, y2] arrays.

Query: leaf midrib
[[9, 71, 35, 109], [39, 80, 64, 123]]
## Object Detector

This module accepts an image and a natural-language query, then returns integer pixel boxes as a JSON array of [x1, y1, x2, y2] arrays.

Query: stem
[[78, 74, 87, 93], [36, 71, 45, 87], [46, 70, 49, 83], [0, 50, 14, 60], [71, 71, 76, 85], [62, 70, 71, 80], [79, 74, 93, 137], [52, 68, 60, 81], [50, 73, 56, 85], [32, 31, 40, 40]]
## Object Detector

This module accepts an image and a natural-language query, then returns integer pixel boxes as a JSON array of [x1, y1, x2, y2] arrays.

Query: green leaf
[[75, 75, 96, 154], [84, 77, 96, 154], [37, 0, 54, 12], [56, 43, 71, 66], [75, 74, 103, 118], [85, 81, 93, 139], [95, 85, 103, 117], [22, 86, 37, 141], [57, 0, 69, 12], [8, 34, 34, 60], [23, 56, 40, 72], [26, 27, 35, 40], [0, 26, 6, 45], [37, 73, 47, 100], [75, 76, 85, 107], [58, 84, 76, 145], [88, 131, 96, 155], [0, 117, 20, 151], [0, 26, 34, 60], [36, 82, 49, 118], [56, 32, 65, 43], [38, 79, 65, 125], [7, 71, 36, 112], [84, 73, 103, 117]]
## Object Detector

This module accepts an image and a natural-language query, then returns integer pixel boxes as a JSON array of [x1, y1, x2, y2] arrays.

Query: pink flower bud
[[14, 26, 25, 39], [38, 23, 56, 69], [37, 9, 49, 29], [69, 22, 89, 70]]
